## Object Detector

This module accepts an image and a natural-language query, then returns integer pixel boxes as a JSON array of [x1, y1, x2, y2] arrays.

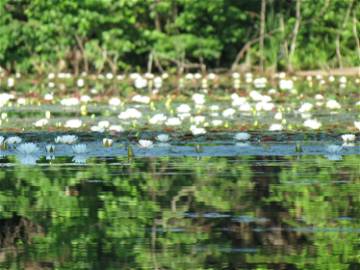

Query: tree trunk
[[259, 0, 266, 72]]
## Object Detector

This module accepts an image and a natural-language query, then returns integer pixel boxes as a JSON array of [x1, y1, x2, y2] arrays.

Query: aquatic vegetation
[[55, 135, 78, 144], [138, 139, 154, 148], [65, 119, 82, 129], [303, 119, 322, 130], [234, 132, 251, 141], [341, 134, 356, 142]]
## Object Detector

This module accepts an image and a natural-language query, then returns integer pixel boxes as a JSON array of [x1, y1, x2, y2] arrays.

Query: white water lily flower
[[176, 104, 191, 114], [65, 119, 82, 129], [17, 143, 39, 155], [106, 73, 114, 80], [165, 117, 181, 126], [298, 102, 313, 113], [210, 105, 220, 111], [326, 99, 341, 110], [234, 132, 251, 141], [192, 115, 206, 125], [134, 76, 147, 89], [132, 94, 150, 104], [90, 126, 105, 133], [44, 93, 54, 101], [232, 72, 240, 79], [156, 134, 170, 142], [279, 79, 294, 90], [7, 77, 15, 88], [33, 118, 48, 127], [118, 108, 142, 120], [118, 108, 142, 119], [98, 121, 110, 129], [149, 114, 167, 125], [253, 77, 267, 88], [72, 144, 87, 154], [109, 125, 124, 132], [109, 97, 121, 106], [77, 79, 85, 87], [354, 121, 360, 131], [211, 119, 223, 127], [256, 101, 274, 111], [222, 108, 236, 118], [274, 112, 283, 120], [341, 134, 356, 142], [55, 135, 78, 144], [190, 125, 206, 136], [238, 103, 252, 112], [269, 123, 283, 131], [303, 119, 322, 130], [0, 136, 4, 145], [249, 90, 264, 101], [138, 139, 153, 148], [5, 136, 22, 145], [192, 93, 205, 105], [154, 76, 163, 88], [60, 97, 79, 106]]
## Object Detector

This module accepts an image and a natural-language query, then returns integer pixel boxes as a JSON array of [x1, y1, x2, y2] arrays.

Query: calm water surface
[[0, 137, 359, 269]]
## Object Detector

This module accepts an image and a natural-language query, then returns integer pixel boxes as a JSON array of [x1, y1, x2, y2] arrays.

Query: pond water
[[0, 74, 359, 268], [0, 132, 359, 269]]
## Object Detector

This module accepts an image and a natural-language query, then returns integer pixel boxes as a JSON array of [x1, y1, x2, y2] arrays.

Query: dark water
[[0, 150, 359, 269]]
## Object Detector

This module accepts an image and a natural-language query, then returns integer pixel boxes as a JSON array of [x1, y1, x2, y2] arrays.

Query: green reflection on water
[[0, 155, 359, 269]]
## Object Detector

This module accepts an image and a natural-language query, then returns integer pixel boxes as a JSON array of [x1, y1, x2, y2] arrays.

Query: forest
[[0, 0, 359, 74]]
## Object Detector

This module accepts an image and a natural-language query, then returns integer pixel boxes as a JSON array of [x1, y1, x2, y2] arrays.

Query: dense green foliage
[[0, 155, 359, 269], [0, 0, 359, 73]]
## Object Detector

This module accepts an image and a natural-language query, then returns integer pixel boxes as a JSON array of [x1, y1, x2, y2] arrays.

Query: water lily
[[109, 125, 124, 132], [149, 113, 167, 125], [234, 132, 251, 141], [165, 117, 181, 126], [109, 97, 121, 106], [192, 93, 205, 105], [55, 135, 78, 144], [303, 119, 322, 130], [176, 104, 191, 114], [354, 121, 360, 131], [118, 108, 142, 119], [138, 139, 153, 148], [65, 119, 82, 129], [341, 134, 356, 142], [190, 125, 206, 136], [326, 99, 341, 110], [132, 94, 150, 104], [60, 97, 79, 106], [33, 118, 48, 127], [269, 123, 283, 131]]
